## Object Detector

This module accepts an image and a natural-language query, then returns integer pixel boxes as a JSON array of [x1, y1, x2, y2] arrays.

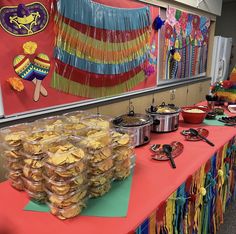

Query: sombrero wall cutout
[[0, 2, 49, 36]]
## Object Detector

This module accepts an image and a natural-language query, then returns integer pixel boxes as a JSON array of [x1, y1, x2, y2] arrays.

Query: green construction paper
[[82, 174, 133, 217], [203, 114, 228, 126], [24, 172, 133, 217], [24, 201, 50, 212]]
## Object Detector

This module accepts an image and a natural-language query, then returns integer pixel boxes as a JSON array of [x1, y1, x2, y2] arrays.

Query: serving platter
[[151, 141, 184, 161], [218, 116, 236, 126], [181, 128, 209, 141]]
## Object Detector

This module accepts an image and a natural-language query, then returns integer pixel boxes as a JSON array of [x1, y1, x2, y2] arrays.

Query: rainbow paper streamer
[[52, 0, 151, 98], [135, 137, 236, 234]]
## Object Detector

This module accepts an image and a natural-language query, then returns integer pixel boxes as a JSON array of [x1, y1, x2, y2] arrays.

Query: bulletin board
[[0, 0, 159, 116], [159, 7, 210, 81]]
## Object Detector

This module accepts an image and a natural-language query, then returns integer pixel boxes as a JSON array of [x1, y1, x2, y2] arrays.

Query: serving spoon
[[163, 144, 176, 169], [189, 128, 215, 147]]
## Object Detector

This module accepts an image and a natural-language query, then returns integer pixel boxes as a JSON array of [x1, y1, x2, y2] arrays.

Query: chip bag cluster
[[0, 111, 135, 220]]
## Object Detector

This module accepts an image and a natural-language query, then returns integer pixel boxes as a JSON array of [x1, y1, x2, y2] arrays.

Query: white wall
[[174, 0, 222, 15], [215, 1, 236, 74]]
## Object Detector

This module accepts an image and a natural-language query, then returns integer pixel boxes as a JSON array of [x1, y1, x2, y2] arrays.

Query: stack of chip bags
[[34, 116, 65, 132], [111, 129, 135, 180], [78, 115, 115, 198], [0, 111, 137, 220], [64, 110, 91, 123], [21, 130, 61, 202], [62, 111, 89, 137], [43, 137, 88, 219], [0, 123, 31, 191]]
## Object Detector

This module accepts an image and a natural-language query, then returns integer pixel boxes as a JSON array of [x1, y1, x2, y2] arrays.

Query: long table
[[0, 117, 236, 234]]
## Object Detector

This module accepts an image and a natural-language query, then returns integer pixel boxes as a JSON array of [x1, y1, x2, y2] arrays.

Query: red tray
[[151, 141, 184, 161], [181, 128, 209, 141]]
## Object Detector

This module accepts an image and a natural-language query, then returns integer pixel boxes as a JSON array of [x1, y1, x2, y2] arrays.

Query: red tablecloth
[[0, 121, 236, 234]]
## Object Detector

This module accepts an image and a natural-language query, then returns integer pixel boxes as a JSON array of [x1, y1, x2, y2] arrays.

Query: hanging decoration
[[161, 7, 210, 80], [0, 2, 49, 36], [147, 12, 161, 79], [135, 137, 236, 234], [152, 16, 165, 31], [52, 0, 152, 98]]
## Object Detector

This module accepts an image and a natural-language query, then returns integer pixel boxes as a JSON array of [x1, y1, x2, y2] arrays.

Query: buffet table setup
[[0, 104, 236, 234]]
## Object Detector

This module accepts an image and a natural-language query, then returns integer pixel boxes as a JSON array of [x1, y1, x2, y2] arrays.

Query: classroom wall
[[0, 0, 216, 182]]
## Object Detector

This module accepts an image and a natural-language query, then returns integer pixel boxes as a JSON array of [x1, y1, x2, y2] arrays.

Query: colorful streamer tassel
[[135, 137, 236, 234], [52, 0, 151, 98]]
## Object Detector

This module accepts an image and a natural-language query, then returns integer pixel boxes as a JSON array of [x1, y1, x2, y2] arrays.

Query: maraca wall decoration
[[13, 42, 50, 102]]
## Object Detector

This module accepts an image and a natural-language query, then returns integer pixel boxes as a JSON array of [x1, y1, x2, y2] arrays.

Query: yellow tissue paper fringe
[[51, 71, 145, 98], [165, 191, 177, 234]]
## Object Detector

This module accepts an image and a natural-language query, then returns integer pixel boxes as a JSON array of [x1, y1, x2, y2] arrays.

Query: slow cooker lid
[[146, 102, 180, 114], [113, 113, 152, 127]]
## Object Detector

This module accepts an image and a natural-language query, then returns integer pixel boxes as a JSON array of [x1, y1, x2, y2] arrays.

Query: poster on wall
[[0, 0, 159, 117], [159, 7, 210, 81]]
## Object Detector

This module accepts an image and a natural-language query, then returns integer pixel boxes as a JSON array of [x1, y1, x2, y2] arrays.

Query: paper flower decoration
[[144, 65, 155, 77], [189, 194, 196, 202], [174, 22, 181, 35], [232, 144, 236, 150], [192, 15, 200, 30], [210, 80, 234, 94], [153, 16, 165, 31], [224, 157, 231, 163], [188, 14, 193, 23], [175, 9, 181, 21], [195, 30, 203, 41], [170, 48, 176, 55], [179, 12, 188, 30], [200, 187, 206, 196], [23, 41, 38, 55], [173, 51, 181, 62], [222, 80, 233, 89], [176, 197, 186, 205], [211, 178, 216, 186], [166, 7, 176, 26], [218, 169, 224, 177], [7, 77, 24, 92], [165, 23, 173, 39], [200, 16, 207, 30], [186, 22, 192, 36]]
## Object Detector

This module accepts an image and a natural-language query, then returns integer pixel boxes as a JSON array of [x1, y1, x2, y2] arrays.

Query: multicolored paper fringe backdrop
[[135, 137, 236, 234], [0, 0, 158, 116], [52, 0, 153, 98], [161, 7, 210, 80]]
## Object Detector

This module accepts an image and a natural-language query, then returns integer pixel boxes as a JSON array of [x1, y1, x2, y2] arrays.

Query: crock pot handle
[[144, 136, 149, 142], [128, 101, 135, 116], [153, 119, 160, 125], [128, 110, 135, 116], [160, 102, 166, 107]]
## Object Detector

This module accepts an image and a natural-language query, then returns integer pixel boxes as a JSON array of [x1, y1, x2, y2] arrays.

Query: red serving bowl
[[181, 106, 208, 124]]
